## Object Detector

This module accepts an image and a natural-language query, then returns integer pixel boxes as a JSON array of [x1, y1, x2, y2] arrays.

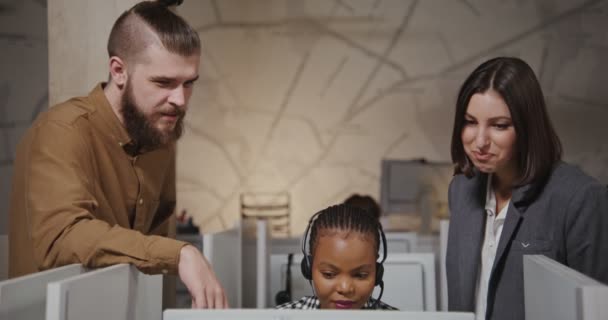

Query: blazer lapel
[[492, 205, 523, 274], [491, 183, 535, 275], [455, 173, 488, 309]]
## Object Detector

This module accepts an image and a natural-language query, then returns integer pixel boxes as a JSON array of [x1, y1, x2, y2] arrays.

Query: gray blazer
[[446, 162, 608, 320]]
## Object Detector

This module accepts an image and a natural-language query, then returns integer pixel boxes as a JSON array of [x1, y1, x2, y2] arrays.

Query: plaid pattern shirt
[[276, 296, 398, 310]]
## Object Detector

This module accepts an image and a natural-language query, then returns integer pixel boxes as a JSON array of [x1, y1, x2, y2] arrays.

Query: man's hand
[[178, 245, 229, 308]]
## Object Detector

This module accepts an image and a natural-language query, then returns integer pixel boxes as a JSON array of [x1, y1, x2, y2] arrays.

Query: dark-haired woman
[[446, 57, 608, 320]]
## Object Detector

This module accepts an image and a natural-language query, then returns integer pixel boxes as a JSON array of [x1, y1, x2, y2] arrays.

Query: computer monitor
[[379, 159, 452, 233], [164, 309, 474, 320]]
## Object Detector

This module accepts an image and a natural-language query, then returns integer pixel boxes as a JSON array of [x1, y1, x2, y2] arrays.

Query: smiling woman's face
[[462, 89, 518, 178], [311, 228, 377, 309]]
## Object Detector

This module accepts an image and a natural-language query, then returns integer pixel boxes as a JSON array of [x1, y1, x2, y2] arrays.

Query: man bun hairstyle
[[107, 0, 200, 63]]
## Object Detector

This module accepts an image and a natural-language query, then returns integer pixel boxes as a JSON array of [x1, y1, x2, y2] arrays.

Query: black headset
[[300, 209, 388, 308], [275, 253, 294, 305]]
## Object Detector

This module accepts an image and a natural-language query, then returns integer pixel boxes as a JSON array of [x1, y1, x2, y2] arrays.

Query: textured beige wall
[[48, 0, 140, 106], [174, 0, 608, 235], [45, 1, 608, 236], [1, 0, 48, 235]]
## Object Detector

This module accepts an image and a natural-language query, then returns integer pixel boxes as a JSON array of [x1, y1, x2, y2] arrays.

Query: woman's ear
[[108, 56, 128, 88]]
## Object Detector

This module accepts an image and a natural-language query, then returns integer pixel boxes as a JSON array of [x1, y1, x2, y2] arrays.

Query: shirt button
[[139, 198, 144, 205]]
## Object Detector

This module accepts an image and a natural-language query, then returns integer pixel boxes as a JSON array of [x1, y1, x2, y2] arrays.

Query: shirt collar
[[484, 174, 496, 213], [484, 174, 509, 220], [305, 296, 379, 309], [88, 83, 136, 154]]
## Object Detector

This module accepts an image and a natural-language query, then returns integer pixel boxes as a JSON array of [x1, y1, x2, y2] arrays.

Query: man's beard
[[120, 82, 185, 151]]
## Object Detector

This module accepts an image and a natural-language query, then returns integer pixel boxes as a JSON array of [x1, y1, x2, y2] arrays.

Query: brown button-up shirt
[[9, 84, 187, 278]]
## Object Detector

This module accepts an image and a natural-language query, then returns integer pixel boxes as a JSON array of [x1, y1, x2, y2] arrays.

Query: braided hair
[[309, 204, 382, 256]]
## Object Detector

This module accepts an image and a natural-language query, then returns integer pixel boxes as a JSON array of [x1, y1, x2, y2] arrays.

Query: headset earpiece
[[301, 211, 323, 281], [375, 262, 384, 286], [300, 254, 313, 280]]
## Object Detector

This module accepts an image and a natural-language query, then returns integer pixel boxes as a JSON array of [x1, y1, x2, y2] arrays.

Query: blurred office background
[[1, 0, 608, 237]]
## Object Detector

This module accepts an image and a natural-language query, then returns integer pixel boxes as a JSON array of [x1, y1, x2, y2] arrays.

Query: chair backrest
[[45, 264, 162, 320], [241, 192, 290, 238], [523, 255, 608, 320], [0, 264, 84, 319], [203, 222, 243, 308]]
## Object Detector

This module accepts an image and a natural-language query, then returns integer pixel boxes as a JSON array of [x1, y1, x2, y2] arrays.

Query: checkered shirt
[[276, 296, 398, 310]]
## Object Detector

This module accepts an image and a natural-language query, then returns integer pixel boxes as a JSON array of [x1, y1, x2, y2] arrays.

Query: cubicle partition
[[376, 253, 437, 311], [45, 263, 162, 320], [242, 219, 271, 308], [164, 309, 474, 320], [0, 235, 7, 281], [579, 285, 608, 320], [203, 223, 243, 308], [439, 219, 449, 311], [523, 255, 608, 320], [0, 264, 84, 320]]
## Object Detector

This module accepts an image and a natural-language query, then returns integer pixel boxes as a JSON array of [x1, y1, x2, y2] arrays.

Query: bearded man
[[8, 1, 228, 309]]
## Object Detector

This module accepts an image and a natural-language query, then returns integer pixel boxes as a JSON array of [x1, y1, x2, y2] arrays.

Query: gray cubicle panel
[[269, 253, 311, 307], [270, 237, 301, 255], [164, 309, 475, 320], [241, 219, 271, 308], [257, 220, 271, 308], [579, 286, 608, 320], [385, 231, 416, 253], [0, 264, 84, 320], [203, 223, 243, 308], [523, 255, 608, 320], [439, 219, 449, 311], [45, 263, 162, 320], [269, 252, 436, 311], [0, 235, 7, 281], [376, 253, 436, 311]]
